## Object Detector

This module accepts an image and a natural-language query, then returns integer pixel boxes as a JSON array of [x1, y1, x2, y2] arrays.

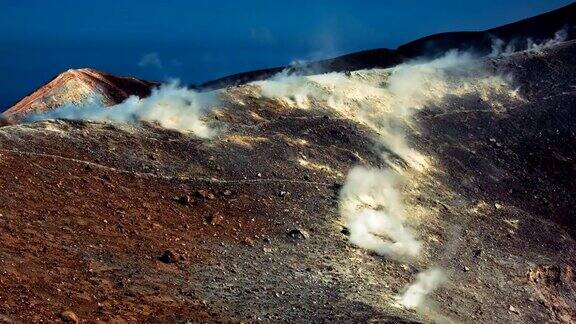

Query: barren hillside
[[0, 39, 575, 323]]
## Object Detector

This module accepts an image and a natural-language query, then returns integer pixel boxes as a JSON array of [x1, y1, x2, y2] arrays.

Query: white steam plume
[[397, 268, 446, 309], [490, 28, 569, 57], [29, 82, 219, 138], [257, 51, 519, 261], [256, 50, 518, 170], [396, 268, 453, 323], [254, 50, 521, 320], [339, 167, 421, 260]]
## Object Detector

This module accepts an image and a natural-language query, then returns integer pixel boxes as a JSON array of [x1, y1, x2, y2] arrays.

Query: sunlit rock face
[[3, 68, 158, 121]]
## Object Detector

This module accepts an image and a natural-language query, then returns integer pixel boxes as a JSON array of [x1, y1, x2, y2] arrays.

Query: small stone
[[279, 191, 289, 197], [195, 190, 215, 200], [463, 266, 470, 272], [494, 203, 503, 210], [288, 228, 309, 240], [509, 305, 520, 314], [472, 249, 483, 258], [242, 238, 255, 247], [60, 310, 79, 323], [159, 249, 180, 264], [173, 195, 192, 206], [331, 183, 343, 191], [206, 213, 224, 226], [222, 190, 232, 196]]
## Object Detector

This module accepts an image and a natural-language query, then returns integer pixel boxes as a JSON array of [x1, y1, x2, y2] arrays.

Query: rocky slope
[[1, 5, 576, 323], [0, 40, 575, 322]]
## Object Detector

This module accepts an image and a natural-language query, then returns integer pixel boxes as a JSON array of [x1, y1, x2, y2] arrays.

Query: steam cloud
[[256, 50, 519, 262], [254, 47, 527, 319], [396, 268, 452, 323], [339, 167, 421, 260], [29, 82, 219, 138], [490, 28, 569, 57], [256, 49, 519, 267], [256, 50, 518, 170], [398, 268, 446, 309], [138, 52, 163, 69]]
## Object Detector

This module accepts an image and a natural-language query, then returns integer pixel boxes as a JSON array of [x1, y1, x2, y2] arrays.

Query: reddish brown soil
[[0, 149, 270, 322]]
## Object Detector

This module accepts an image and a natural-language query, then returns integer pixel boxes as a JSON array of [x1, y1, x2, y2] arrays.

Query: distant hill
[[3, 68, 158, 121], [397, 2, 576, 57], [3, 3, 575, 120], [200, 2, 576, 89]]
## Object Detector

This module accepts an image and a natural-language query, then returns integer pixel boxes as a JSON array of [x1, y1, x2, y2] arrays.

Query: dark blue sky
[[0, 0, 572, 110]]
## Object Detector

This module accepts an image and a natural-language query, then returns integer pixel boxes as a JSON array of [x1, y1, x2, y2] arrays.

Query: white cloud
[[138, 52, 163, 69]]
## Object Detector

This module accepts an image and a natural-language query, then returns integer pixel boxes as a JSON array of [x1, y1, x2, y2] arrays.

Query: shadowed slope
[[201, 3, 576, 89], [398, 2, 576, 57]]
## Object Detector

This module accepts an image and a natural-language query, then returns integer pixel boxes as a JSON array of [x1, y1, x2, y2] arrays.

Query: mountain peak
[[3, 68, 158, 120]]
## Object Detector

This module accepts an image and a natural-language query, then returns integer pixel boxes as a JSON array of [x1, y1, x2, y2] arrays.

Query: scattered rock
[[0, 115, 12, 127], [242, 238, 255, 247], [206, 213, 224, 226], [60, 310, 79, 323], [195, 189, 216, 200], [439, 202, 450, 211], [173, 194, 192, 206], [159, 249, 181, 264], [472, 249, 483, 258], [331, 183, 343, 192], [288, 228, 309, 240]]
